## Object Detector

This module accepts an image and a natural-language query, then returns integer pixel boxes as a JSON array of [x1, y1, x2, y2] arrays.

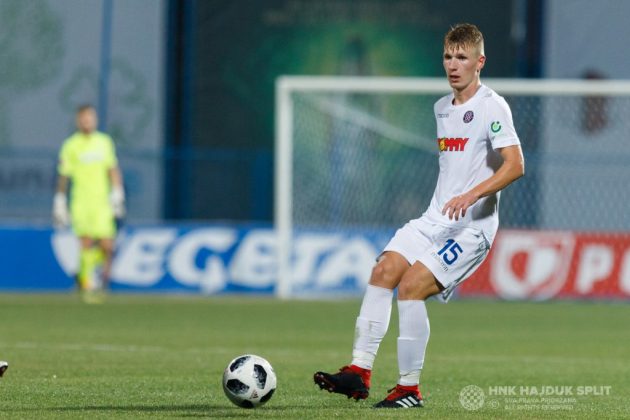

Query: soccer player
[[314, 23, 525, 408], [53, 105, 125, 296]]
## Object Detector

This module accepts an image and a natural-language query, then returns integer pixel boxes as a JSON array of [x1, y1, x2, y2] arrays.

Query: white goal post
[[275, 76, 630, 299]]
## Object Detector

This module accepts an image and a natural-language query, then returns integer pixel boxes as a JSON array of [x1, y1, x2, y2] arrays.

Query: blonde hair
[[76, 104, 95, 115], [444, 23, 484, 56]]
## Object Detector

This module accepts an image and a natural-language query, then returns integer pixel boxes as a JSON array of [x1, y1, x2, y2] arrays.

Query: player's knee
[[99, 240, 114, 255], [397, 275, 419, 299], [398, 270, 439, 300], [79, 237, 94, 249], [370, 260, 401, 288]]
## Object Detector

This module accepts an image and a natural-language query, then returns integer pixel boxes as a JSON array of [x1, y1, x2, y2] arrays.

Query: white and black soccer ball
[[222, 354, 276, 408]]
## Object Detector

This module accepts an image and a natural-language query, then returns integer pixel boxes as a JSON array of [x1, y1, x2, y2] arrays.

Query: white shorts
[[383, 217, 490, 302]]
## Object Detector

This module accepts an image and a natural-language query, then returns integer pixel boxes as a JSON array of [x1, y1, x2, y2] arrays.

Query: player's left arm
[[109, 166, 126, 218], [107, 135, 126, 218], [443, 145, 524, 220], [109, 166, 123, 190]]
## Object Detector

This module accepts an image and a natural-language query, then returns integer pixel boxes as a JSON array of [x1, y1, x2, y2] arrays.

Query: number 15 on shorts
[[437, 239, 463, 265]]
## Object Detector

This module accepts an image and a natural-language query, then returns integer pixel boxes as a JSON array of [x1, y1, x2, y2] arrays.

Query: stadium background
[[0, 0, 628, 300]]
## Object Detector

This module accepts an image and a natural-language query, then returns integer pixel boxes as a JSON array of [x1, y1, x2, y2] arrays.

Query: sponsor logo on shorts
[[438, 137, 469, 152], [430, 251, 449, 272]]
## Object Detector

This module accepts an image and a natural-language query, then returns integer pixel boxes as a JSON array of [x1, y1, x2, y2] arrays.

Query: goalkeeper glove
[[110, 186, 126, 219], [52, 192, 70, 228]]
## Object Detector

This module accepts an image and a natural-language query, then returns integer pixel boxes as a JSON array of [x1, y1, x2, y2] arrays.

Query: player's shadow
[[44, 403, 316, 418]]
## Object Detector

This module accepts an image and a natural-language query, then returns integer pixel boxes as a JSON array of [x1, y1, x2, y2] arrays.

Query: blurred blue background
[[0, 0, 546, 223], [1, 0, 629, 296]]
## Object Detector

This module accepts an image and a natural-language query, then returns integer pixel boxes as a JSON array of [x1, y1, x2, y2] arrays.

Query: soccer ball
[[222, 354, 277, 408]]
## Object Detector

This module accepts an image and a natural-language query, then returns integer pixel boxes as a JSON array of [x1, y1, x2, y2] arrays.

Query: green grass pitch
[[0, 293, 628, 419]]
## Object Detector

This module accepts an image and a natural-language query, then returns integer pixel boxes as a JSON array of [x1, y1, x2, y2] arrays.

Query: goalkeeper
[[53, 104, 125, 293]]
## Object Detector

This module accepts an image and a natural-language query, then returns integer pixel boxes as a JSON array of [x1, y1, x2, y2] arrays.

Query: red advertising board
[[459, 230, 630, 300]]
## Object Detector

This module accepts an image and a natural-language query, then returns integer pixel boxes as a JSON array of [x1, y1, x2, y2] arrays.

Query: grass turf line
[[0, 294, 628, 419]]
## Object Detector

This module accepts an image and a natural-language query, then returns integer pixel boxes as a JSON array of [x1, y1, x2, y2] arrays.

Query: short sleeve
[[486, 96, 521, 149], [57, 140, 73, 176], [104, 135, 118, 169]]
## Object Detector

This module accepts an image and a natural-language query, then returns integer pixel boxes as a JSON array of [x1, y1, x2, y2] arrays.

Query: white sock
[[397, 300, 430, 386], [351, 284, 394, 370]]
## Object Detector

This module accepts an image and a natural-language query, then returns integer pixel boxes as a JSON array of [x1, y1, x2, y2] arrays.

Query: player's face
[[76, 109, 98, 134], [443, 45, 485, 92]]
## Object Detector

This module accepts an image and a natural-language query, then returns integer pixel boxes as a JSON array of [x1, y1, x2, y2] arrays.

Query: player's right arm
[[55, 174, 69, 195], [52, 176, 70, 228], [52, 141, 72, 228]]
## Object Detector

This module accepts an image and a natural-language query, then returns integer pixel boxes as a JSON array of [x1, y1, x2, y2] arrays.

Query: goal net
[[275, 77, 630, 298]]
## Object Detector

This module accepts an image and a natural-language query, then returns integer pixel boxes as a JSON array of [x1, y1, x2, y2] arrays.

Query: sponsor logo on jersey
[[437, 137, 469, 152], [437, 113, 449, 118], [490, 121, 502, 133], [79, 150, 105, 163], [463, 110, 474, 123]]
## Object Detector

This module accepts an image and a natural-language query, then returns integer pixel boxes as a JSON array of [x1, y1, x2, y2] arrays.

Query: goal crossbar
[[277, 76, 630, 96]]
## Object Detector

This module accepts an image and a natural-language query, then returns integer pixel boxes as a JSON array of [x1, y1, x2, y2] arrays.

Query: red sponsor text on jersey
[[437, 137, 469, 152]]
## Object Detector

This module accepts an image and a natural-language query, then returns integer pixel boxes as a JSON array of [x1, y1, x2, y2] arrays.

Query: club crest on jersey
[[438, 137, 469, 152], [463, 110, 474, 123]]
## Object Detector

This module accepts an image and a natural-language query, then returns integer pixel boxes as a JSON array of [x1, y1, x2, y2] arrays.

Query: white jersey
[[421, 84, 520, 244]]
